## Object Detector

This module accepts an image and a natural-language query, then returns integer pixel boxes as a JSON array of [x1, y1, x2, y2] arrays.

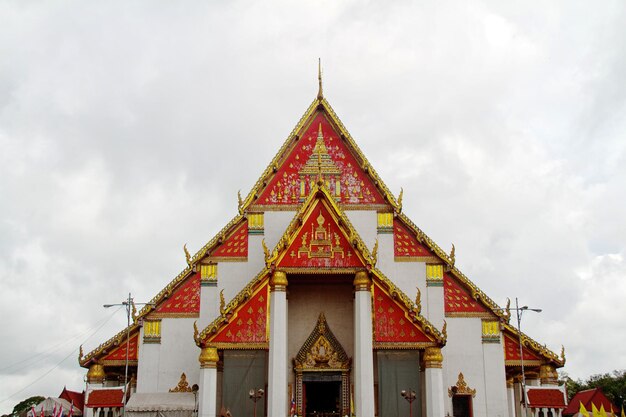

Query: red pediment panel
[[103, 332, 138, 362], [210, 221, 248, 260], [277, 199, 364, 269], [444, 274, 489, 315], [503, 332, 542, 363], [373, 281, 433, 344], [152, 272, 200, 317], [394, 219, 437, 260], [256, 112, 385, 207], [208, 282, 269, 345]]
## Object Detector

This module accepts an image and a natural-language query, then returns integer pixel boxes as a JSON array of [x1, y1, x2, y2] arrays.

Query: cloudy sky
[[1, 0, 625, 412]]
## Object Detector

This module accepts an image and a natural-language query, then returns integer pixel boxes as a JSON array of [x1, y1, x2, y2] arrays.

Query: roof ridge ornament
[[317, 58, 323, 100]]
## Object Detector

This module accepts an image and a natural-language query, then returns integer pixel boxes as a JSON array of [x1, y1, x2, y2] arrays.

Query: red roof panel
[[527, 388, 566, 408], [86, 389, 124, 408], [564, 388, 618, 416]]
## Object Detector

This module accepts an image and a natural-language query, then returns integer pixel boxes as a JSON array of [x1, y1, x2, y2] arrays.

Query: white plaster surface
[[354, 288, 375, 417], [345, 211, 377, 250], [268, 289, 288, 417], [198, 366, 217, 417], [264, 211, 296, 249], [136, 325, 160, 393]]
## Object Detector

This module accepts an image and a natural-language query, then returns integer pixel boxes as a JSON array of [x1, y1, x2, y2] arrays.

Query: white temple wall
[[218, 262, 251, 302], [264, 211, 295, 249], [154, 317, 200, 391], [345, 211, 377, 249], [286, 282, 355, 385], [376, 231, 394, 272], [199, 282, 219, 330], [482, 333, 508, 417], [444, 317, 488, 417], [136, 326, 160, 392]]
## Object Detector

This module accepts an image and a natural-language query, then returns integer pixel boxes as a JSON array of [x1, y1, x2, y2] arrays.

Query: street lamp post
[[400, 389, 417, 417], [248, 388, 264, 417], [511, 298, 542, 417], [104, 293, 153, 417]]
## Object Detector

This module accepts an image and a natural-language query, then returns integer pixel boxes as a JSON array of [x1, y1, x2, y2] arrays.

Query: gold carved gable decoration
[[448, 372, 476, 398], [294, 313, 350, 371]]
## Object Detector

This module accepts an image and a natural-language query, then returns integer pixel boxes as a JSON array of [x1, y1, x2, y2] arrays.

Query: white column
[[423, 347, 445, 417], [268, 270, 288, 417], [507, 379, 517, 417], [198, 347, 219, 417], [353, 271, 375, 417]]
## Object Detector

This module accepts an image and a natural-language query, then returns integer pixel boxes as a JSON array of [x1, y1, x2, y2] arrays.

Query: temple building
[[79, 73, 566, 417]]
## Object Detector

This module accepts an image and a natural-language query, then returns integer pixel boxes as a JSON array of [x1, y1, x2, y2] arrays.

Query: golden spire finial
[[317, 58, 323, 100], [415, 287, 422, 315], [184, 244, 191, 267]]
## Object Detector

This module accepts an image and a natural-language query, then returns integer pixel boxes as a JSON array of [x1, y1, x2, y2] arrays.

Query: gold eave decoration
[[80, 327, 140, 368], [371, 268, 446, 346], [265, 182, 376, 270], [196, 268, 270, 347], [502, 325, 564, 367], [238, 96, 400, 214], [169, 373, 193, 392], [448, 372, 477, 398], [294, 313, 350, 372], [396, 212, 507, 322]]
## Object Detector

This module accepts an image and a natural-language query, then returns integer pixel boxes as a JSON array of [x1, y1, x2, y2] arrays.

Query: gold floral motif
[[169, 373, 193, 392], [295, 313, 350, 371], [448, 373, 477, 397]]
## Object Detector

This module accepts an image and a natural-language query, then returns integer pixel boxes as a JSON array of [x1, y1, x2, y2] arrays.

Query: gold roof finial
[[317, 58, 323, 100]]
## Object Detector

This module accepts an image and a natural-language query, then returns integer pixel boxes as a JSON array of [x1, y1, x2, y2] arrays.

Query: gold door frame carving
[[293, 313, 351, 417]]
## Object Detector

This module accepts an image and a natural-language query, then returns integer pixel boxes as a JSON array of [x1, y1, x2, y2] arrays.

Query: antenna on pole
[[317, 58, 323, 100]]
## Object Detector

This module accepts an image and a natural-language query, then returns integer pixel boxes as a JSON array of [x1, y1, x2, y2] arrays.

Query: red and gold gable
[[256, 113, 385, 208], [277, 198, 364, 269], [503, 332, 542, 364], [210, 221, 248, 260], [152, 272, 200, 317], [444, 274, 489, 316], [103, 332, 138, 363], [373, 281, 434, 346], [208, 282, 269, 347], [394, 219, 437, 261]]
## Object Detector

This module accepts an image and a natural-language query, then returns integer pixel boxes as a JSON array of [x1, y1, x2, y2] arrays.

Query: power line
[[0, 305, 123, 404]]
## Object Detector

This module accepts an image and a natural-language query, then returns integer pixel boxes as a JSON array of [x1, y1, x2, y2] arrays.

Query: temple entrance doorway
[[303, 374, 341, 417]]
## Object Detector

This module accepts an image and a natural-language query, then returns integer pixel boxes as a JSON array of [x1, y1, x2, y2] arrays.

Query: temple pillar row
[[423, 347, 445, 417], [268, 270, 288, 417], [353, 271, 375, 417], [506, 378, 516, 417]]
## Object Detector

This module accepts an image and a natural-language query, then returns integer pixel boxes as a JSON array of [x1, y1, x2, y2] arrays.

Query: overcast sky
[[1, 0, 626, 413]]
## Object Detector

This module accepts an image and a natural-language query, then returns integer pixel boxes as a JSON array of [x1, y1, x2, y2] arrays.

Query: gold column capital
[[353, 270, 371, 291], [423, 347, 443, 368], [270, 270, 288, 292], [199, 346, 219, 368], [87, 363, 105, 383], [539, 364, 558, 385], [506, 377, 514, 388]]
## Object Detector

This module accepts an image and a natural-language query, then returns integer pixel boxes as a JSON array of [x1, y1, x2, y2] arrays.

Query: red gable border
[[394, 219, 438, 262], [277, 197, 365, 270], [102, 332, 138, 365], [444, 273, 492, 317], [206, 282, 269, 349], [372, 280, 436, 348], [150, 272, 200, 318], [256, 113, 386, 209], [503, 332, 542, 365], [209, 221, 248, 261]]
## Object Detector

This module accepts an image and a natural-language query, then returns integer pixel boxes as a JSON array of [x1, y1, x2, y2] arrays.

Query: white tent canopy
[[125, 393, 196, 417], [28, 398, 83, 417]]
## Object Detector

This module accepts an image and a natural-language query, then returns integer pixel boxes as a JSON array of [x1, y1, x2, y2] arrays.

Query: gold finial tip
[[317, 58, 323, 100]]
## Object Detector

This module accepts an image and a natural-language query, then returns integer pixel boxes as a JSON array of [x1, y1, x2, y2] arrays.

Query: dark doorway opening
[[303, 381, 341, 417], [452, 395, 473, 417]]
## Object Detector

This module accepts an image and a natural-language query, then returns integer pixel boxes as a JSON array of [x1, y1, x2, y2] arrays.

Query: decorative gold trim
[[354, 271, 371, 291], [294, 313, 351, 372], [201, 264, 217, 283], [502, 324, 564, 366], [396, 256, 441, 263], [80, 328, 141, 367], [143, 320, 161, 344], [505, 360, 542, 367], [100, 360, 138, 366], [448, 373, 477, 398], [87, 363, 105, 383], [199, 347, 219, 368], [197, 269, 269, 346], [539, 364, 558, 385], [481, 320, 500, 343], [373, 342, 437, 350], [270, 270, 288, 292], [446, 312, 497, 319], [207, 257, 247, 263], [147, 312, 199, 319], [423, 347, 443, 368], [281, 267, 359, 275], [169, 373, 193, 392], [211, 343, 269, 350]]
